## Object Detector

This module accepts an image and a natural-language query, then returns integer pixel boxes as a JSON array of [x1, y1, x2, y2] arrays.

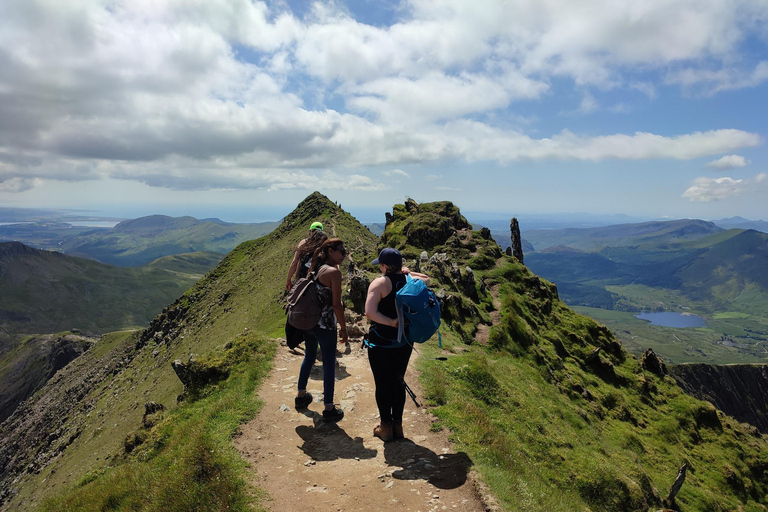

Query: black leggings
[[368, 344, 413, 424]]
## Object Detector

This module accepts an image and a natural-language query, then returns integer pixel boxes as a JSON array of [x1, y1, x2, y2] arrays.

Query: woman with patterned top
[[294, 238, 349, 423]]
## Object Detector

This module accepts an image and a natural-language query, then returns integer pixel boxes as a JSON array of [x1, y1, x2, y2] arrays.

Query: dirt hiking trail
[[235, 340, 489, 512]]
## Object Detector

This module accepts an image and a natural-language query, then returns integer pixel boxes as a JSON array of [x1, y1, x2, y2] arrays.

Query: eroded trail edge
[[235, 340, 487, 512]]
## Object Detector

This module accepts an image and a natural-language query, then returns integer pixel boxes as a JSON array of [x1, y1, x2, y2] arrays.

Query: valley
[[518, 221, 768, 364]]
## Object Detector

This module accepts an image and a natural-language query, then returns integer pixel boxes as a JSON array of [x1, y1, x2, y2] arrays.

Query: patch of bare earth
[[235, 339, 488, 512]]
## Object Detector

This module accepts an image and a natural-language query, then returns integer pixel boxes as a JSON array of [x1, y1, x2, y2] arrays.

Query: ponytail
[[309, 238, 344, 274]]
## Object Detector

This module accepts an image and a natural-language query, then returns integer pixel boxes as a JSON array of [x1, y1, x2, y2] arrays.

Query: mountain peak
[[277, 192, 345, 235]]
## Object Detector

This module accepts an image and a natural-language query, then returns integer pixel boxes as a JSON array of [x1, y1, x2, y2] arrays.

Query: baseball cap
[[371, 248, 402, 266], [309, 221, 324, 231]]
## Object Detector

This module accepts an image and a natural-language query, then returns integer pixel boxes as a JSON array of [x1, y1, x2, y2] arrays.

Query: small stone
[[385, 481, 394, 489], [279, 404, 290, 412]]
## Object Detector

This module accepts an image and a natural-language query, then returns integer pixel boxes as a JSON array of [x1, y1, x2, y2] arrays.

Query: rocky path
[[235, 340, 488, 512]]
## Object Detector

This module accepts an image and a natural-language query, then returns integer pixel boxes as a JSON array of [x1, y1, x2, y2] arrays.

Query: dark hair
[[296, 229, 328, 260], [309, 238, 345, 273], [383, 263, 401, 275]]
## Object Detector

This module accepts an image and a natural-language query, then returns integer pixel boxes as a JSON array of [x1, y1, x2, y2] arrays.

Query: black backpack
[[284, 270, 323, 330]]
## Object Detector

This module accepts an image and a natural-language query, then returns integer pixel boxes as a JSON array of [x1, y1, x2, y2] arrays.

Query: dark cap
[[371, 248, 402, 266]]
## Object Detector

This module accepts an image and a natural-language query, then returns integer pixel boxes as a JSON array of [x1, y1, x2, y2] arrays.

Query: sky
[[0, 0, 767, 223]]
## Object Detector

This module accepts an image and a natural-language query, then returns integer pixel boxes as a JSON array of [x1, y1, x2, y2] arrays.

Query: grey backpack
[[285, 270, 323, 330]]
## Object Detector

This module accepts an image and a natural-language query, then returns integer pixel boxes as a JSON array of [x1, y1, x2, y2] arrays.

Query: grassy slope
[[0, 242, 201, 336], [4, 192, 379, 511], [144, 251, 224, 276]]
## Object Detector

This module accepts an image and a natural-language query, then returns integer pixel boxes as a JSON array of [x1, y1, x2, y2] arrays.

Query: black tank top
[[370, 273, 407, 344]]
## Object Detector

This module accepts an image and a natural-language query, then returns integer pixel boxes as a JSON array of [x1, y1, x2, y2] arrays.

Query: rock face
[[0, 333, 94, 424], [670, 363, 768, 433], [510, 218, 524, 263]]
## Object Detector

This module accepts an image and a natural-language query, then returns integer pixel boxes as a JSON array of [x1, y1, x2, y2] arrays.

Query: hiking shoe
[[393, 423, 404, 440], [322, 407, 344, 423], [374, 422, 394, 442], [295, 392, 313, 409]]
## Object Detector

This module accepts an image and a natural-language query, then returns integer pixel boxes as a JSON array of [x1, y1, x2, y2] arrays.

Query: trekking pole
[[400, 376, 420, 407]]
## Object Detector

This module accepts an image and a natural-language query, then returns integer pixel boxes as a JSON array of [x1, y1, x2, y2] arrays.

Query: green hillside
[[0, 242, 202, 337], [59, 215, 279, 266], [145, 251, 224, 276], [524, 219, 723, 252], [3, 194, 768, 512]]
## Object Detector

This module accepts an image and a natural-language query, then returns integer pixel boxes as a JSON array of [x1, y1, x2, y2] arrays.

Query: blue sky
[[0, 0, 766, 223]]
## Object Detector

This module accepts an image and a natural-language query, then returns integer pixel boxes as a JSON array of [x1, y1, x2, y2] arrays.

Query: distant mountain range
[[0, 214, 278, 266], [522, 220, 768, 315], [711, 216, 768, 233], [521, 219, 724, 252]]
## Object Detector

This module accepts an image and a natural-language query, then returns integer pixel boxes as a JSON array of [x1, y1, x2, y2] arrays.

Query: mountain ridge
[[3, 194, 768, 511]]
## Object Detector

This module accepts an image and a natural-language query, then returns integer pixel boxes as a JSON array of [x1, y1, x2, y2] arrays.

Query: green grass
[[572, 306, 768, 364], [39, 332, 275, 512], [418, 271, 768, 511]]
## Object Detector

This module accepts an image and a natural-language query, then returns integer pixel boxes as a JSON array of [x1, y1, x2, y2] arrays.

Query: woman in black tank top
[[364, 248, 430, 442]]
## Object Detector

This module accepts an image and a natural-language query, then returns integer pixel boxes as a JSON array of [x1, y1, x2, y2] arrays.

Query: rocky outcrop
[[670, 363, 768, 433], [640, 348, 668, 376], [510, 218, 524, 263], [346, 262, 370, 314]]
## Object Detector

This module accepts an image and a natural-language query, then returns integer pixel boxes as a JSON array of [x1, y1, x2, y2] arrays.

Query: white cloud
[[706, 155, 750, 169], [0, 177, 40, 193], [666, 61, 768, 95], [578, 92, 598, 114], [347, 70, 548, 123], [0, 0, 765, 193], [683, 172, 768, 202], [384, 169, 411, 178]]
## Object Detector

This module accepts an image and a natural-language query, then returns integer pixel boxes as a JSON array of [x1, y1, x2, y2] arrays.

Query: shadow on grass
[[384, 440, 473, 490]]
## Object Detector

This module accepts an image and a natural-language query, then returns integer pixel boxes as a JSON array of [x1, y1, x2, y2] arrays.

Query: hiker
[[294, 238, 349, 423], [364, 248, 430, 441], [286, 222, 327, 291], [284, 223, 327, 350]]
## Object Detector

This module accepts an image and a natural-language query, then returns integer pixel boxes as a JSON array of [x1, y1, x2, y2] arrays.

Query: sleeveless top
[[316, 264, 336, 330], [298, 253, 312, 280], [368, 273, 407, 346]]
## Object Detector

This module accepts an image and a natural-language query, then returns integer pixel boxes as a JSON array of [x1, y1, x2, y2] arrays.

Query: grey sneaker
[[295, 392, 313, 409]]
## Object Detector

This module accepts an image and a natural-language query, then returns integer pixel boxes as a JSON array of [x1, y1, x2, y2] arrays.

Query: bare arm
[[285, 240, 305, 291], [325, 268, 348, 343], [364, 277, 397, 327], [401, 267, 430, 285]]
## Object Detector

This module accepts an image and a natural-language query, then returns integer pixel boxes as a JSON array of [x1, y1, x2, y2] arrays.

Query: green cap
[[310, 221, 324, 231]]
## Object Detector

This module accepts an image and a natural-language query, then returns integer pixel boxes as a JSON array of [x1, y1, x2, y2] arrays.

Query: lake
[[635, 312, 706, 328]]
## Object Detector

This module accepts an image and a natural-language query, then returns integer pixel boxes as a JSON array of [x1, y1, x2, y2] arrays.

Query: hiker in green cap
[[286, 222, 326, 291], [284, 223, 328, 350]]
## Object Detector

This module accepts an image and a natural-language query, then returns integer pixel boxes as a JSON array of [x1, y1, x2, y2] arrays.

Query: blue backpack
[[368, 275, 442, 348]]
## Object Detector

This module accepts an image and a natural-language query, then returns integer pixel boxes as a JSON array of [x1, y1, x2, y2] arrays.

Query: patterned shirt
[[316, 265, 337, 330]]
